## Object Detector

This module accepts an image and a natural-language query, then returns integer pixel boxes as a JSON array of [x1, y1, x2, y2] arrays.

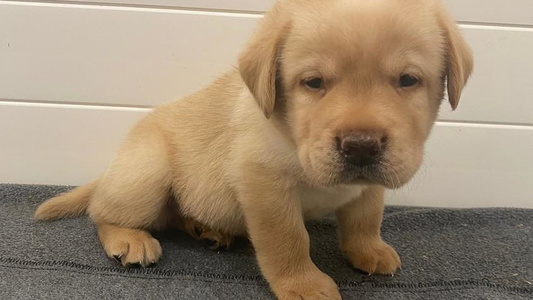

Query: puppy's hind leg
[[176, 217, 235, 250], [88, 118, 173, 267]]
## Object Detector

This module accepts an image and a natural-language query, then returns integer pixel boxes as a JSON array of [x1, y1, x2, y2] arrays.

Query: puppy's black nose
[[337, 132, 387, 167]]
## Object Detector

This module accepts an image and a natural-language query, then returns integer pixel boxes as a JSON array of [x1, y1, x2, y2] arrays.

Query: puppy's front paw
[[344, 238, 401, 275], [100, 228, 162, 268], [272, 269, 341, 300]]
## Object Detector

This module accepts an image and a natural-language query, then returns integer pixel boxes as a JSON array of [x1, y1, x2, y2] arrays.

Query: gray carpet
[[0, 184, 531, 300]]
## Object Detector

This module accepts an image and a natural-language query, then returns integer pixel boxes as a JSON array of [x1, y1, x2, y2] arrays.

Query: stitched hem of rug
[[1, 257, 531, 294]]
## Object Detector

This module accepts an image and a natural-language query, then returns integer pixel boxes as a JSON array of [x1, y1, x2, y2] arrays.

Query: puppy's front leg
[[336, 186, 401, 275], [239, 179, 341, 300]]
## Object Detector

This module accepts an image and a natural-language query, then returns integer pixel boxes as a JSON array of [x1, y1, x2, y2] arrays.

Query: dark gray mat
[[0, 184, 531, 299]]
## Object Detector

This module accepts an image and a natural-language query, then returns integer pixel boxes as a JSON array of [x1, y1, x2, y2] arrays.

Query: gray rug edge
[[2, 183, 532, 298], [1, 257, 531, 294]]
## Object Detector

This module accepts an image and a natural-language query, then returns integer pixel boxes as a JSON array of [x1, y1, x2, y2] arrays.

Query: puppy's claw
[[148, 261, 157, 268], [179, 217, 234, 250], [193, 227, 203, 238]]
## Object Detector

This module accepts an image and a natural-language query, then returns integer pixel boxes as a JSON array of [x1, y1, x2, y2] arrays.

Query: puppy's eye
[[303, 77, 324, 90], [398, 74, 419, 88]]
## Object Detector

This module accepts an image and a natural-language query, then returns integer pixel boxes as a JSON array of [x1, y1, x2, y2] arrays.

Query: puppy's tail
[[34, 180, 98, 220]]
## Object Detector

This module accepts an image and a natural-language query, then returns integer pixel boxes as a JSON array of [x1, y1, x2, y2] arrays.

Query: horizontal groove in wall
[[0, 0, 265, 17], [435, 120, 533, 131], [0, 100, 152, 112], [3, 1, 533, 29], [2, 99, 532, 130], [460, 22, 533, 31]]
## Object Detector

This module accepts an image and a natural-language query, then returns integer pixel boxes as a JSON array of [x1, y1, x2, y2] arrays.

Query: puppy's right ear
[[238, 7, 291, 119], [436, 2, 474, 110]]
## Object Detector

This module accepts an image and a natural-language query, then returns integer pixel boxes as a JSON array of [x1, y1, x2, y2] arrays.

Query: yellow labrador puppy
[[35, 0, 472, 298]]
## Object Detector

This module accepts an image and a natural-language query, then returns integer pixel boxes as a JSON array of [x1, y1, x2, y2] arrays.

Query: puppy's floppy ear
[[437, 5, 474, 110], [238, 7, 291, 119]]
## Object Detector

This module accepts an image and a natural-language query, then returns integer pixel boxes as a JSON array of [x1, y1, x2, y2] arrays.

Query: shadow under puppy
[[35, 0, 473, 299]]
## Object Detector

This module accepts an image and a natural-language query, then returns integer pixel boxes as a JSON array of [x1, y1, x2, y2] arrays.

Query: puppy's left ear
[[437, 5, 474, 110], [238, 6, 291, 119]]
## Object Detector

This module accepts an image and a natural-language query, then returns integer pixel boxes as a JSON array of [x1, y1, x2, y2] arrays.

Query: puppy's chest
[[299, 185, 366, 219]]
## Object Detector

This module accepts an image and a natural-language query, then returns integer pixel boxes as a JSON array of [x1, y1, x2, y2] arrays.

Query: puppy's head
[[239, 0, 473, 188]]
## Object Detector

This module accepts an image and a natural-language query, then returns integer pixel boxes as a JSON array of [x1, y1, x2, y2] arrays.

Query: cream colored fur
[[35, 0, 472, 299]]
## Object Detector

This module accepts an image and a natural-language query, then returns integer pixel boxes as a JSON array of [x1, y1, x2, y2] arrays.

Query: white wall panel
[[1, 102, 531, 208], [0, 102, 148, 185], [0, 1, 259, 106], [387, 122, 533, 208], [1, 1, 532, 208], [440, 25, 533, 125], [1, 2, 532, 125], [45, 0, 533, 26], [444, 0, 533, 26]]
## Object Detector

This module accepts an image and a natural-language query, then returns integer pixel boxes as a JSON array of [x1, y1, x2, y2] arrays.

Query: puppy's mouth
[[305, 143, 412, 189], [336, 160, 404, 189], [339, 164, 384, 185]]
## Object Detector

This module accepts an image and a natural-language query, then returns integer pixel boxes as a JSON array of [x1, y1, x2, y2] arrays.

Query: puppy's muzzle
[[336, 131, 388, 167]]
